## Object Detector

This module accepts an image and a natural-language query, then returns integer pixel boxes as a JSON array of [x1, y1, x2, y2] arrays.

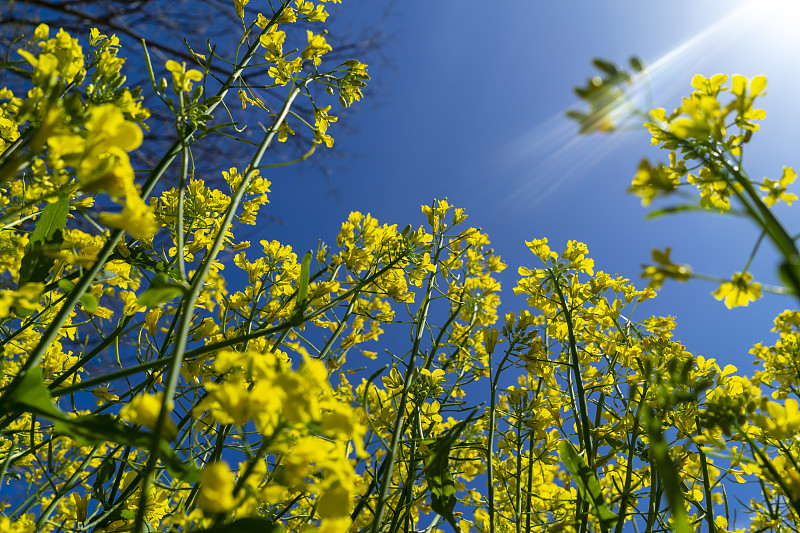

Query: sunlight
[[494, 1, 787, 214], [745, 0, 800, 26]]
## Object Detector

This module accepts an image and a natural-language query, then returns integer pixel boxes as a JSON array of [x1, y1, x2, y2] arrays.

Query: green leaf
[[137, 274, 187, 308], [423, 413, 475, 531], [95, 270, 119, 283], [66, 416, 199, 482], [59, 413, 199, 482], [593, 58, 619, 77], [780, 257, 800, 299], [118, 248, 181, 281], [559, 440, 618, 533], [643, 407, 690, 533], [136, 286, 185, 307], [18, 194, 69, 287], [644, 204, 737, 220], [57, 279, 76, 292], [150, 273, 171, 288], [18, 232, 62, 288], [0, 368, 63, 420], [156, 439, 200, 483], [92, 457, 117, 504], [566, 110, 588, 121], [80, 293, 99, 313], [0, 370, 199, 483], [629, 56, 645, 72], [297, 251, 312, 306], [289, 251, 312, 326], [31, 194, 70, 243]]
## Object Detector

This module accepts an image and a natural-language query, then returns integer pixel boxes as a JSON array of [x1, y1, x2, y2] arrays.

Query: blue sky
[[262, 0, 800, 372]]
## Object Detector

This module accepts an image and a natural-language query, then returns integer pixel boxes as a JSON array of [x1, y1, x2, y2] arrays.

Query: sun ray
[[493, 2, 770, 215]]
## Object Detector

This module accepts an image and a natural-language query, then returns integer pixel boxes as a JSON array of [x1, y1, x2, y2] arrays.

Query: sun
[[739, 0, 800, 36], [753, 0, 800, 17], [495, 0, 800, 213]]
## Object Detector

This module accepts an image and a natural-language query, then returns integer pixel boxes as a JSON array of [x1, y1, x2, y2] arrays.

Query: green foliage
[[424, 413, 477, 532], [558, 440, 618, 533], [18, 193, 68, 287]]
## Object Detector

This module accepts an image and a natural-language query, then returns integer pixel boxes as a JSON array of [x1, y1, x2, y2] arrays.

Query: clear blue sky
[[262, 0, 800, 372]]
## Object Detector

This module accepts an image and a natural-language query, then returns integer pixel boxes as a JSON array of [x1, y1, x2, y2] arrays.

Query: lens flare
[[494, 1, 794, 214]]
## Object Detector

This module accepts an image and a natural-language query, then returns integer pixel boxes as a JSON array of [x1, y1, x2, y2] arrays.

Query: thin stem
[[370, 233, 444, 533], [134, 75, 306, 531]]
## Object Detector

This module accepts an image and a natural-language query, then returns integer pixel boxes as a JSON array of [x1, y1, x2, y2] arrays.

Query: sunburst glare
[[493, 1, 792, 214]]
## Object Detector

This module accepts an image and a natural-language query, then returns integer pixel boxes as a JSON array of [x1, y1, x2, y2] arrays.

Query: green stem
[[613, 385, 646, 533], [35, 445, 99, 528], [695, 418, 716, 533], [0, 0, 291, 428], [550, 272, 593, 458], [487, 338, 518, 533], [737, 427, 800, 518], [514, 402, 524, 533], [370, 234, 444, 533], [134, 76, 306, 532], [549, 270, 594, 533]]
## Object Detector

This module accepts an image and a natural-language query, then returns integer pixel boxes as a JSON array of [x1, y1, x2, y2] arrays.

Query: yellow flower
[[337, 58, 369, 107], [691, 73, 729, 96], [759, 399, 800, 439], [421, 400, 443, 426], [268, 57, 303, 86], [145, 308, 162, 337], [313, 105, 337, 133], [34, 23, 50, 41], [728, 74, 767, 132], [165, 60, 203, 93], [201, 378, 260, 425], [85, 104, 143, 153], [276, 118, 295, 141], [277, 7, 298, 23], [301, 31, 332, 66], [0, 515, 35, 533], [78, 147, 134, 196], [234, 0, 249, 18], [524, 238, 557, 262], [0, 283, 44, 318], [316, 481, 350, 518], [260, 483, 287, 505], [314, 129, 334, 147], [119, 393, 177, 439], [238, 89, 267, 110], [99, 193, 159, 241], [198, 462, 236, 513], [760, 166, 798, 207], [629, 158, 679, 206], [259, 26, 286, 62], [191, 317, 220, 341], [316, 517, 353, 533], [296, 0, 328, 20], [561, 240, 594, 275], [307, 5, 329, 22], [420, 198, 454, 233], [91, 385, 119, 406], [482, 327, 499, 355], [17, 27, 84, 85], [71, 493, 90, 523], [712, 271, 762, 308], [641, 247, 691, 289]]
